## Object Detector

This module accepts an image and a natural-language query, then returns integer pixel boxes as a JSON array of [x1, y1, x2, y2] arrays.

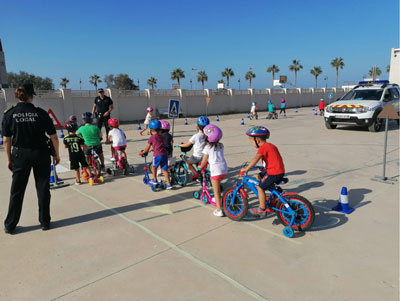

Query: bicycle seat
[[277, 177, 288, 185], [180, 145, 193, 153]]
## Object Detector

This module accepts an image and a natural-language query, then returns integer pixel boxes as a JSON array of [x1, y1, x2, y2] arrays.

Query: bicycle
[[82, 147, 104, 185], [107, 148, 134, 176], [222, 165, 315, 238], [266, 111, 278, 119], [249, 112, 258, 120]]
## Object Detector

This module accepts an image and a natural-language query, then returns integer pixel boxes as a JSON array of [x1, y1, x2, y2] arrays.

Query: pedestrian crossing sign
[[168, 99, 180, 118]]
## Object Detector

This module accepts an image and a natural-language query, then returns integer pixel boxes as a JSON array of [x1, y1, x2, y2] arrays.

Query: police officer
[[1, 84, 60, 234], [92, 88, 113, 140]]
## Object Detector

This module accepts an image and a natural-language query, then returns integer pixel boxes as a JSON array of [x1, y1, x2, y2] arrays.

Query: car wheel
[[325, 121, 337, 129], [368, 117, 383, 132]]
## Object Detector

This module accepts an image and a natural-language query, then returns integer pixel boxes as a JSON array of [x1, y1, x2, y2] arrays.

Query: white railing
[[71, 90, 98, 97], [271, 89, 285, 94], [301, 88, 313, 93], [184, 90, 206, 96], [287, 89, 299, 94], [210, 89, 230, 96], [253, 89, 268, 95], [314, 88, 324, 93], [117, 90, 146, 97], [154, 89, 179, 96], [35, 90, 63, 98], [233, 90, 250, 95]]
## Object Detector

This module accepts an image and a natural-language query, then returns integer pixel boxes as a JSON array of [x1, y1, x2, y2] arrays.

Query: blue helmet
[[197, 116, 210, 127], [246, 126, 270, 139], [82, 112, 93, 123], [149, 119, 161, 130], [268, 99, 272, 104], [252, 101, 256, 105]]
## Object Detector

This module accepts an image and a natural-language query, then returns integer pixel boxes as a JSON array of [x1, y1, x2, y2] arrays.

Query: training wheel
[[143, 177, 148, 185], [283, 227, 294, 238], [89, 178, 94, 186], [106, 168, 112, 175], [151, 185, 156, 192], [193, 191, 200, 199], [99, 176, 104, 183]]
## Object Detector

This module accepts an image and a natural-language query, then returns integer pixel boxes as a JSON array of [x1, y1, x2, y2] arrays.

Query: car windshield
[[341, 89, 383, 101]]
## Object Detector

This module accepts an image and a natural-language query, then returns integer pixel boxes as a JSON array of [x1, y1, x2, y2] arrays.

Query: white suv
[[324, 81, 400, 132]]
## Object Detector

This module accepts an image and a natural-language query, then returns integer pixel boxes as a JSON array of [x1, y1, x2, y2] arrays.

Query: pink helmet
[[281, 98, 286, 103], [147, 107, 153, 112], [160, 120, 170, 131], [203, 124, 223, 143]]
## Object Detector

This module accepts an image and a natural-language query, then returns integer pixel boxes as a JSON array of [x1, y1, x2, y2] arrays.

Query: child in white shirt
[[140, 107, 154, 136]]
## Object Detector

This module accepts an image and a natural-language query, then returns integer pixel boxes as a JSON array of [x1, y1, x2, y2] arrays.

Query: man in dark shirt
[[91, 88, 113, 140]]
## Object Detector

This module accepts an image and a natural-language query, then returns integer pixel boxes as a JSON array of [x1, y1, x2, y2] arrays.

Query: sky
[[0, 0, 399, 90]]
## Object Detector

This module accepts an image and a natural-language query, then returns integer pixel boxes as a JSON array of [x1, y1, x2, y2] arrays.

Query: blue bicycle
[[222, 166, 315, 238]]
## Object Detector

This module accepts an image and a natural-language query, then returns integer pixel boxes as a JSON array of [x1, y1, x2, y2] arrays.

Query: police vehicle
[[324, 80, 400, 132]]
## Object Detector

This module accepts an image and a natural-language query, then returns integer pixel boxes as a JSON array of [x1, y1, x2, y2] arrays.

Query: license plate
[[335, 115, 350, 119]]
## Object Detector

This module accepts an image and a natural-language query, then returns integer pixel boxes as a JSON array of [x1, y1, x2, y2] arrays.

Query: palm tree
[[266, 65, 280, 86], [170, 68, 185, 87], [197, 71, 208, 90], [221, 68, 234, 88], [310, 66, 323, 88], [60, 77, 69, 89], [330, 57, 345, 88], [147, 77, 157, 89], [289, 60, 303, 88], [89, 75, 102, 91], [386, 65, 390, 73], [245, 71, 256, 89], [368, 67, 382, 77]]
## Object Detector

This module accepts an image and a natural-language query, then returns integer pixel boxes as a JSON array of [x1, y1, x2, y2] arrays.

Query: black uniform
[[63, 134, 88, 170], [94, 95, 113, 135], [1, 102, 56, 231]]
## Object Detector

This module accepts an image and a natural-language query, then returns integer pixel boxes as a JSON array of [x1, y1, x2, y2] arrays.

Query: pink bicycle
[[193, 169, 217, 206]]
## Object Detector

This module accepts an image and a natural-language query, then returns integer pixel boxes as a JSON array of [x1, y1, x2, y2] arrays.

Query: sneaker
[[166, 185, 173, 190], [250, 207, 268, 217], [75, 181, 81, 185], [149, 180, 158, 185], [213, 209, 224, 217], [4, 227, 15, 234], [191, 174, 199, 181], [110, 157, 116, 162]]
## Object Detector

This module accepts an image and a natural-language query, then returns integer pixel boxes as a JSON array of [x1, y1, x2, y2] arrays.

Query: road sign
[[378, 103, 399, 119], [328, 93, 333, 99], [168, 99, 180, 119], [206, 97, 211, 104], [47, 109, 62, 127]]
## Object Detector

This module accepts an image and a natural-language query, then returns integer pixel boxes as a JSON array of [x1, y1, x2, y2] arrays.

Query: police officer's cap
[[22, 83, 36, 95], [97, 88, 104, 93]]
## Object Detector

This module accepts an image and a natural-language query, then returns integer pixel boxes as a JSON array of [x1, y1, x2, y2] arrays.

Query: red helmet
[[108, 118, 119, 127]]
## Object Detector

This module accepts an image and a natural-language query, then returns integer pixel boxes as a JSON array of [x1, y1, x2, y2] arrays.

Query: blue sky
[[0, 0, 399, 90]]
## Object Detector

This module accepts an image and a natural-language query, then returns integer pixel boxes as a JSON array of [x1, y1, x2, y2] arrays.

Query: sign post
[[168, 99, 180, 154], [371, 103, 399, 184], [205, 97, 211, 116]]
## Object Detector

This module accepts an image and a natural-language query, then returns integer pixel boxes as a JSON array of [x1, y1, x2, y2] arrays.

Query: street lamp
[[324, 76, 328, 89], [190, 79, 193, 90], [137, 79, 140, 90], [238, 79, 241, 90], [191, 68, 197, 90]]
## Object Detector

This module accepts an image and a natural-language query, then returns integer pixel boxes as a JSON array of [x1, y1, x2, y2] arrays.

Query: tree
[[386, 65, 390, 73], [104, 74, 115, 88], [171, 68, 185, 87], [368, 67, 382, 78], [197, 71, 208, 90], [245, 71, 256, 89], [7, 71, 54, 89], [217, 79, 224, 83], [89, 75, 102, 91], [147, 77, 157, 89], [330, 57, 345, 88], [310, 66, 323, 88], [221, 68, 234, 88], [114, 74, 135, 90], [266, 65, 280, 86], [60, 77, 69, 89], [289, 60, 303, 88]]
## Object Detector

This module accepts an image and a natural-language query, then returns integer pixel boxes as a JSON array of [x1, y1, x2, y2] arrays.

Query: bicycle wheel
[[173, 161, 188, 186], [222, 188, 248, 221], [276, 195, 315, 231], [93, 159, 102, 177]]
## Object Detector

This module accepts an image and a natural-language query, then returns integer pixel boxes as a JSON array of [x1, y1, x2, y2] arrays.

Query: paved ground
[[0, 108, 399, 301]]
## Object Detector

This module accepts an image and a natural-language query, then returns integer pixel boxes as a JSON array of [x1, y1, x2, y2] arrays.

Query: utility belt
[[95, 112, 110, 118]]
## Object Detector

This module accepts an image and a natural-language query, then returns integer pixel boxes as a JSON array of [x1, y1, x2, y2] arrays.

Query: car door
[[390, 88, 400, 114]]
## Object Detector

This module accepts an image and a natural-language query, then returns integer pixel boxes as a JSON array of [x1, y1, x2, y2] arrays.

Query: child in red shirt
[[319, 99, 326, 115], [240, 126, 285, 216]]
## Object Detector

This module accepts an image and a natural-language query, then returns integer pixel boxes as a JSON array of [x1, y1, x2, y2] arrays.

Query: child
[[280, 99, 286, 117], [267, 99, 277, 119], [199, 124, 227, 217], [140, 107, 154, 136], [141, 119, 172, 189], [63, 121, 92, 184], [179, 116, 209, 181], [250, 101, 258, 120], [160, 120, 173, 161], [76, 112, 105, 169], [240, 126, 285, 216], [107, 118, 128, 169], [319, 99, 326, 115]]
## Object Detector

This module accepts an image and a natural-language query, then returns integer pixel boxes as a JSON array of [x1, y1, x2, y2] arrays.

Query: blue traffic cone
[[59, 129, 65, 138], [332, 186, 354, 214], [314, 112, 318, 116], [137, 122, 142, 130], [0, 135, 3, 145], [50, 164, 55, 184], [216, 115, 220, 122], [295, 108, 298, 113], [240, 118, 244, 125], [247, 113, 250, 118], [184, 119, 188, 125]]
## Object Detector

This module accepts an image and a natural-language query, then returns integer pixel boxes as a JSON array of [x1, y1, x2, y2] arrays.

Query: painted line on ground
[[69, 186, 268, 301]]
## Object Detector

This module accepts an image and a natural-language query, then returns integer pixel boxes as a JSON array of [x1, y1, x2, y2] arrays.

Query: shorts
[[143, 124, 149, 129], [188, 155, 202, 164], [113, 145, 126, 151], [84, 145, 103, 156], [153, 155, 168, 170], [70, 154, 89, 170], [258, 171, 284, 190], [211, 174, 226, 181]]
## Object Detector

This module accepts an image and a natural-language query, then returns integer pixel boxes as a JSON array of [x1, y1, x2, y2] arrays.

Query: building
[[0, 39, 8, 88], [389, 48, 400, 85]]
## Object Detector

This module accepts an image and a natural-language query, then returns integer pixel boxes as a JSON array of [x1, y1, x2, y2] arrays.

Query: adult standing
[[2, 84, 60, 234], [92, 88, 113, 140]]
